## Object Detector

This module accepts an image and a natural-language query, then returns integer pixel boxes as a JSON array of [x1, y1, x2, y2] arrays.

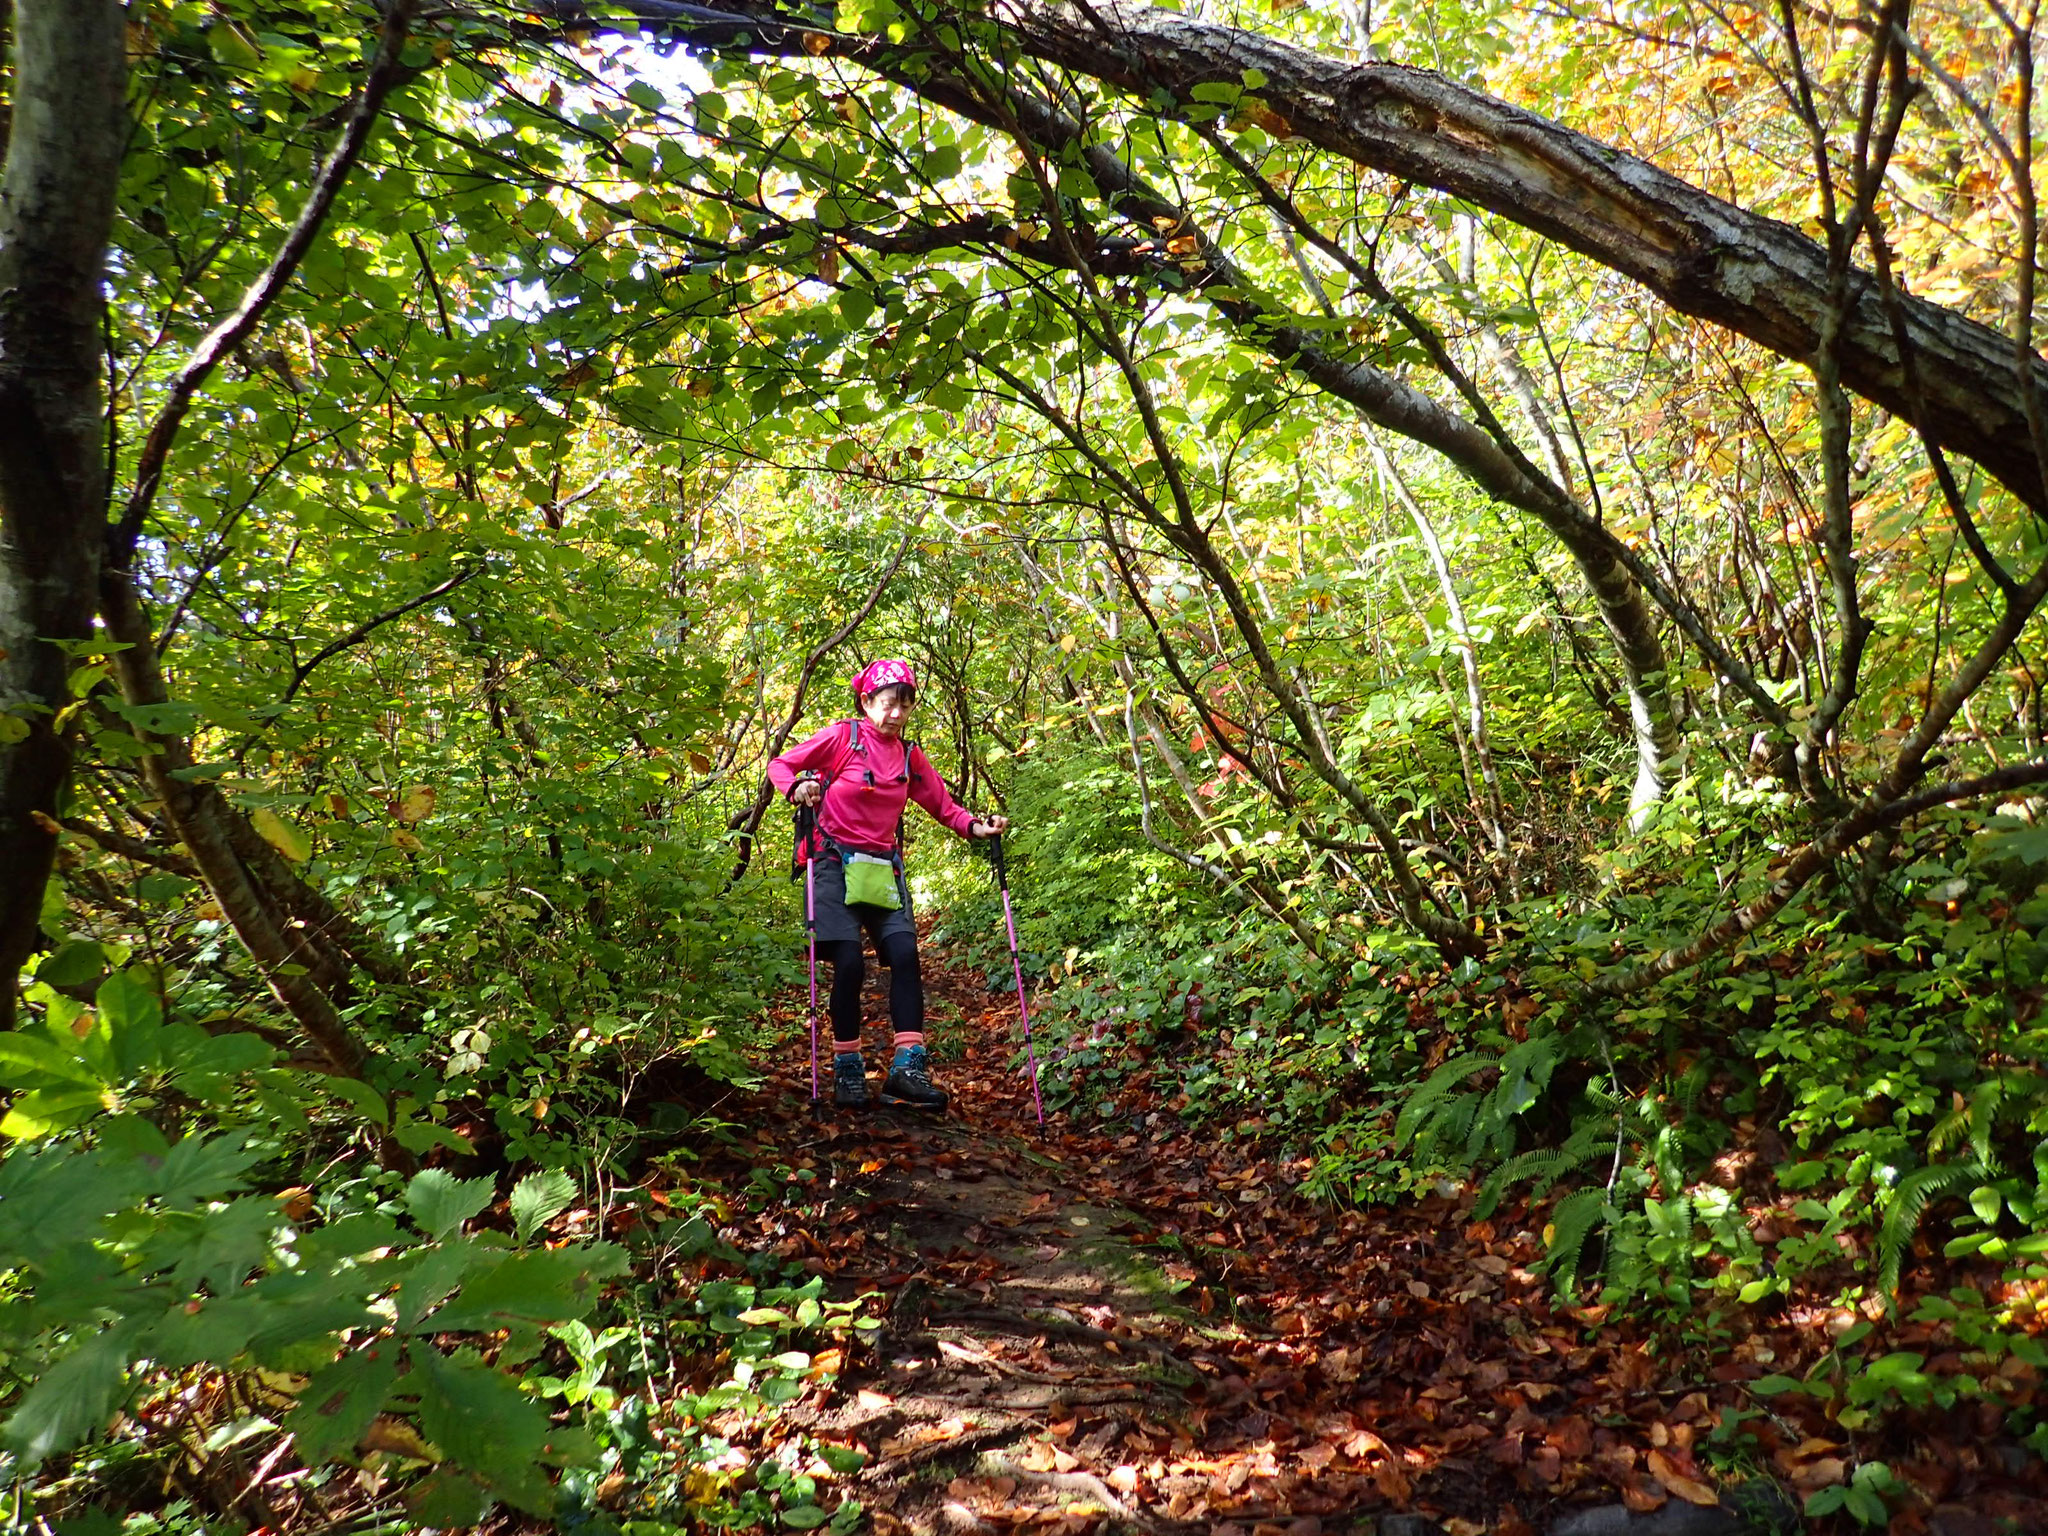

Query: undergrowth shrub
[[982, 776, 2048, 1456]]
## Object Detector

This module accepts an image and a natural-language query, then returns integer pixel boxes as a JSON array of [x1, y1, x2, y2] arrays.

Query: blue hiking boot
[[881, 1044, 948, 1111], [833, 1052, 872, 1110]]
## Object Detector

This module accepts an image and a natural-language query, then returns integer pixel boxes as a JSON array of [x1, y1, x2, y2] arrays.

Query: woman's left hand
[[970, 815, 1010, 839]]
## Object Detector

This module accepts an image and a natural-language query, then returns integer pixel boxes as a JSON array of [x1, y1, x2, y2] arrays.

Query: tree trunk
[[99, 576, 373, 1080], [0, 0, 125, 1025], [982, 1, 2048, 512]]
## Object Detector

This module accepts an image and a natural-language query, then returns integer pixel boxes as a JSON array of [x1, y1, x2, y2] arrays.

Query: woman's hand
[[792, 778, 823, 808], [969, 815, 1010, 839]]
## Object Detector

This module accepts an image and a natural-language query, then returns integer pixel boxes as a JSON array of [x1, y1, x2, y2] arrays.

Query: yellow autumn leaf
[[251, 807, 311, 863], [396, 785, 437, 824]]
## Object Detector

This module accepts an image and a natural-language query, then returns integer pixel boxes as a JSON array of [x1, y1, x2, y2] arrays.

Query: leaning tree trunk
[[0, 0, 126, 1027]]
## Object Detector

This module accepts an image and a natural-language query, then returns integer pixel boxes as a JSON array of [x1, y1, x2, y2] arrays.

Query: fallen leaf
[[1647, 1449, 1719, 1507], [1621, 1475, 1667, 1512], [1546, 1417, 1593, 1457], [1786, 1456, 1846, 1494]]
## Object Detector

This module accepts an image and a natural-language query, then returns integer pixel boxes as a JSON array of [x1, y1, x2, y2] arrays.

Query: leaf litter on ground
[[635, 939, 2048, 1535]]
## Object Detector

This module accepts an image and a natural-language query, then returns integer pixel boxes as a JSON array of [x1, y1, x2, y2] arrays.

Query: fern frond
[[1475, 1147, 1571, 1220], [1393, 1052, 1490, 1149], [1928, 1108, 1969, 1159], [1879, 1162, 1981, 1302], [1672, 1060, 1713, 1119], [1473, 1130, 1609, 1219], [1969, 1078, 2006, 1174], [1541, 1186, 1612, 1297], [1439, 1095, 1479, 1161]]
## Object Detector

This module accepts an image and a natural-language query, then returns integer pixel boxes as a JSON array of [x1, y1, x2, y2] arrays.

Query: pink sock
[[894, 1032, 923, 1051], [834, 1039, 863, 1055]]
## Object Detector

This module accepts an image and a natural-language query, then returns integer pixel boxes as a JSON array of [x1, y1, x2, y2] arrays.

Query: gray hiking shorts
[[807, 853, 916, 946]]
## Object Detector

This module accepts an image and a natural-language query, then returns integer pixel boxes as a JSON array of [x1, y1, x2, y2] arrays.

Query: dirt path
[[671, 945, 2039, 1536]]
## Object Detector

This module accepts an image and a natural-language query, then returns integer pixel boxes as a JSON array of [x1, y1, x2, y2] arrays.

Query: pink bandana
[[853, 658, 918, 698]]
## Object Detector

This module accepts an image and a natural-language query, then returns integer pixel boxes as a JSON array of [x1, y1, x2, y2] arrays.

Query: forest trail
[[679, 943, 1832, 1536]]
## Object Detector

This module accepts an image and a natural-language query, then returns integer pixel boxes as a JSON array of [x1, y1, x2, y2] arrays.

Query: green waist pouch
[[842, 851, 901, 910]]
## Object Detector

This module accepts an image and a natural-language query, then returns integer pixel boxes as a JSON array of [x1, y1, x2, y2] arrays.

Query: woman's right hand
[[792, 778, 823, 808]]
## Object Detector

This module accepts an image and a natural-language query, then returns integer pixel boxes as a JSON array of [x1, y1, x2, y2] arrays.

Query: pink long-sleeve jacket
[[767, 720, 976, 856]]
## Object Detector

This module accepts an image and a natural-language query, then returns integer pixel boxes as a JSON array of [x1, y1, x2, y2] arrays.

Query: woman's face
[[861, 684, 914, 739]]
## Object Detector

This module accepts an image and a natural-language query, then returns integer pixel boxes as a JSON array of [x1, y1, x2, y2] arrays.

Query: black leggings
[[817, 932, 922, 1043]]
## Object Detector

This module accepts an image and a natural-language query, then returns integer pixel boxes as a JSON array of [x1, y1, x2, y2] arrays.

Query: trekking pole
[[796, 801, 821, 1113], [989, 834, 1046, 1130]]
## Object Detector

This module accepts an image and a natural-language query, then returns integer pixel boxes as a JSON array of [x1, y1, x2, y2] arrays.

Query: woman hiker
[[768, 658, 1010, 1110]]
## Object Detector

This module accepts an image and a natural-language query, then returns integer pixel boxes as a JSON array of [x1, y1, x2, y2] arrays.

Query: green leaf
[[327, 1077, 389, 1127], [395, 1239, 485, 1331], [135, 870, 195, 903], [0, 1033, 100, 1089], [154, 1133, 264, 1204], [429, 1244, 628, 1330], [783, 1504, 831, 1529], [286, 1344, 400, 1463], [1750, 1374, 1802, 1395], [107, 699, 202, 737], [509, 1168, 577, 1244], [1970, 1184, 2002, 1224], [176, 1032, 274, 1077], [392, 1118, 475, 1157], [411, 1348, 554, 1508], [406, 1469, 494, 1527], [36, 941, 105, 989], [406, 1169, 495, 1239], [1, 1085, 109, 1138], [1844, 1484, 1889, 1525], [166, 1196, 280, 1296], [1805, 1487, 1847, 1517], [818, 1443, 867, 1473], [1776, 1160, 1828, 1189], [97, 969, 165, 1078], [2, 1327, 133, 1465], [95, 967, 162, 1036]]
